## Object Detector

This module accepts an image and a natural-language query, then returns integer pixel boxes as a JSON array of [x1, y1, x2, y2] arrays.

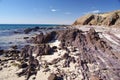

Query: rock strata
[[73, 10, 120, 27], [0, 27, 120, 80]]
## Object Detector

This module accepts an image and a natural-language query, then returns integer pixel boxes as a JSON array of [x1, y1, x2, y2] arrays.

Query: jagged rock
[[18, 56, 39, 80], [58, 29, 83, 48], [31, 31, 57, 44], [15, 28, 119, 80], [20, 45, 31, 59], [3, 50, 20, 59], [24, 27, 40, 34], [33, 44, 53, 57]]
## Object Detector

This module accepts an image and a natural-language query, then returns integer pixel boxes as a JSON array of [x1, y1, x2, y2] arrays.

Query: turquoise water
[[0, 24, 61, 30]]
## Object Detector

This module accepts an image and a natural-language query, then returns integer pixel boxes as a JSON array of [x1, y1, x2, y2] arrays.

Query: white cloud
[[51, 9, 57, 12], [91, 10, 100, 13], [84, 10, 101, 14], [65, 12, 71, 15]]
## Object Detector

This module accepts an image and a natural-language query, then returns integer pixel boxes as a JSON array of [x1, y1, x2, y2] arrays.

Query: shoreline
[[0, 25, 120, 80]]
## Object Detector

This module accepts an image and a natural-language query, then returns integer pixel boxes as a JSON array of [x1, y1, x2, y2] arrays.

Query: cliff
[[73, 10, 120, 27]]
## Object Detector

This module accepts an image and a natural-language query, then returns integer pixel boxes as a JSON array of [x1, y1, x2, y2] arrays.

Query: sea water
[[0, 24, 60, 49], [0, 24, 60, 30]]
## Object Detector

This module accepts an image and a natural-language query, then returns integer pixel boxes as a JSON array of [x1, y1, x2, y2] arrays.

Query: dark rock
[[20, 63, 28, 68], [51, 58, 61, 64], [13, 31, 21, 34], [24, 37, 29, 39], [48, 73, 57, 80], [57, 29, 83, 48], [32, 77, 36, 80], [71, 47, 77, 52], [4, 65, 7, 68], [3, 50, 20, 59], [24, 28, 32, 34], [31, 33, 44, 44], [20, 45, 31, 59], [0, 67, 2, 71], [17, 28, 118, 80], [0, 49, 4, 55], [10, 45, 18, 49], [10, 61, 15, 63], [18, 56, 39, 80], [43, 68, 50, 72], [1, 63, 4, 66], [62, 53, 70, 59], [9, 42, 12, 44], [32, 26, 39, 31], [30, 31, 58, 44], [33, 44, 53, 57], [24, 27, 40, 34], [52, 46, 57, 50]]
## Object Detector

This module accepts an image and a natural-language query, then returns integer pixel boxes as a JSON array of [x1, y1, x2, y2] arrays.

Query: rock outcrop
[[1, 27, 120, 80], [73, 10, 120, 27]]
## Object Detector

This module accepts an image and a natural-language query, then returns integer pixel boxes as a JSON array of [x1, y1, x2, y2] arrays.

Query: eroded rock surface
[[73, 10, 120, 27], [0, 27, 120, 80]]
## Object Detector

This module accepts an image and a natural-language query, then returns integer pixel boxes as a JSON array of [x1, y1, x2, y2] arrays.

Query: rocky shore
[[0, 25, 120, 80]]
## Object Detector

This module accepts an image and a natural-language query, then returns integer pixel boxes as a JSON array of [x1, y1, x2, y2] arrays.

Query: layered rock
[[1, 27, 120, 80], [73, 10, 120, 27]]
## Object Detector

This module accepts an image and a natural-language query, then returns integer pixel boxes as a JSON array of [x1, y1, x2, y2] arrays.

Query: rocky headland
[[73, 10, 120, 27]]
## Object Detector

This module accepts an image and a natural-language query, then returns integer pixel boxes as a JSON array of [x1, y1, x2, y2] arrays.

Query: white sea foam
[[0, 29, 36, 49]]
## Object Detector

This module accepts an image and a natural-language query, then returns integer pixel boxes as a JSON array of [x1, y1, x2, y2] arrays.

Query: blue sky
[[0, 0, 120, 24]]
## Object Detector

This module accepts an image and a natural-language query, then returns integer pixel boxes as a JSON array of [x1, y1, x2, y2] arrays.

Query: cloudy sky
[[0, 0, 120, 24]]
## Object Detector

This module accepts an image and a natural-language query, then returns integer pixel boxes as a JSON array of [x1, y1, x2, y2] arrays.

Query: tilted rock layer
[[15, 28, 120, 80], [73, 10, 120, 27], [0, 27, 120, 80]]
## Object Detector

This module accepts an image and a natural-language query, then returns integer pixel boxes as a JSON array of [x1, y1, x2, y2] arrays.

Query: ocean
[[0, 24, 61, 49], [0, 24, 60, 30]]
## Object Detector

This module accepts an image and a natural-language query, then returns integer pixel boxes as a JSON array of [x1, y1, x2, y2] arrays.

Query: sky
[[0, 0, 120, 24]]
